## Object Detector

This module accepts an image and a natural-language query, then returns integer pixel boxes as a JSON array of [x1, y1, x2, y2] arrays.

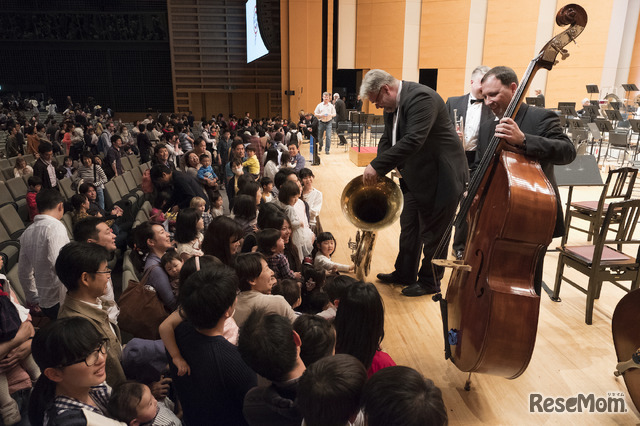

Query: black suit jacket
[[370, 81, 468, 222], [445, 94, 494, 139], [476, 104, 576, 237], [169, 171, 210, 210]]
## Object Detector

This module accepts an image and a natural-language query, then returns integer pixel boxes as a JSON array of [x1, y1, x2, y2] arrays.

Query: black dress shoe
[[401, 283, 440, 297], [455, 249, 464, 260], [377, 272, 400, 284]]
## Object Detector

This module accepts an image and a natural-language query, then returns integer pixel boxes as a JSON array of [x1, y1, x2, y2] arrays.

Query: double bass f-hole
[[473, 250, 484, 298]]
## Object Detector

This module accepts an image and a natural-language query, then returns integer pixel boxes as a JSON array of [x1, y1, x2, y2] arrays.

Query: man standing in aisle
[[314, 92, 336, 155], [361, 69, 468, 297]]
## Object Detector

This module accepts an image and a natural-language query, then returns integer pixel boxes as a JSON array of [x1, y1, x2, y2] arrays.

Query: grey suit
[[370, 81, 468, 287]]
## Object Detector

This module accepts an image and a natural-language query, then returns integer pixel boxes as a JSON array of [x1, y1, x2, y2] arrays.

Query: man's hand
[[363, 164, 379, 186], [150, 376, 172, 399], [494, 117, 525, 148]]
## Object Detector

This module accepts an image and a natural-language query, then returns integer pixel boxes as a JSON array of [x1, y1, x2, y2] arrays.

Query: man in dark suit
[[360, 69, 468, 297], [446, 65, 493, 260], [150, 164, 210, 211], [477, 66, 575, 294]]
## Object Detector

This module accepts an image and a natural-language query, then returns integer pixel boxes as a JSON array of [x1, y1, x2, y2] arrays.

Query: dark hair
[[334, 282, 385, 370], [201, 216, 243, 266], [38, 142, 53, 154], [160, 248, 181, 269], [29, 317, 104, 426], [297, 354, 367, 426], [199, 153, 210, 162], [362, 366, 448, 426], [179, 255, 223, 287], [73, 216, 105, 242], [256, 205, 285, 229], [80, 150, 93, 163], [70, 193, 88, 211], [273, 168, 296, 190], [245, 145, 256, 153], [482, 65, 519, 86], [234, 252, 266, 292], [324, 275, 357, 303], [314, 232, 336, 257], [232, 195, 257, 222], [35, 188, 64, 212], [108, 381, 144, 424], [150, 164, 171, 182], [237, 310, 297, 382], [179, 265, 238, 329], [264, 148, 279, 166], [278, 180, 300, 204], [272, 279, 300, 307], [293, 315, 335, 366], [174, 207, 201, 244], [55, 242, 110, 292], [260, 176, 273, 188], [209, 190, 222, 202], [77, 182, 96, 196], [154, 143, 168, 155], [273, 132, 283, 142], [238, 181, 261, 203], [256, 228, 281, 255], [28, 175, 42, 188], [133, 221, 159, 255], [299, 168, 314, 179]]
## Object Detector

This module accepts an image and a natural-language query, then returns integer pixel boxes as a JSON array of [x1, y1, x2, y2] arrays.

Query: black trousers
[[393, 179, 456, 288]]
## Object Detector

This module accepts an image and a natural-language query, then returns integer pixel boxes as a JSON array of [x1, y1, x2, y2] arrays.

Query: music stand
[[526, 97, 544, 107], [587, 122, 604, 163], [558, 101, 576, 109], [586, 84, 599, 102], [560, 106, 578, 117], [582, 105, 599, 122], [366, 115, 383, 146], [594, 118, 613, 134], [605, 108, 623, 125], [609, 101, 622, 111], [629, 119, 640, 162], [622, 84, 639, 110], [350, 112, 365, 151]]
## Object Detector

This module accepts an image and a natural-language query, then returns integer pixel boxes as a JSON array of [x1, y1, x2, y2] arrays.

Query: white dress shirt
[[18, 214, 70, 308], [464, 96, 482, 151]]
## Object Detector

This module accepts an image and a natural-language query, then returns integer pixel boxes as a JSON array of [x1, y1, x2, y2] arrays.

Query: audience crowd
[[0, 98, 447, 426]]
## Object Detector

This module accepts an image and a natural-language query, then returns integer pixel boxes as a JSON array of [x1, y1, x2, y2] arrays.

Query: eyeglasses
[[94, 268, 111, 276], [373, 86, 385, 105], [60, 340, 109, 367]]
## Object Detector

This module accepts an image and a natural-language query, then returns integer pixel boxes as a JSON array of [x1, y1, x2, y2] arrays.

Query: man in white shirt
[[445, 65, 493, 259], [18, 189, 70, 319], [314, 92, 336, 155]]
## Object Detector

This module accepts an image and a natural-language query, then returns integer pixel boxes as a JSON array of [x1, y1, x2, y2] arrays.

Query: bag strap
[[140, 263, 160, 287]]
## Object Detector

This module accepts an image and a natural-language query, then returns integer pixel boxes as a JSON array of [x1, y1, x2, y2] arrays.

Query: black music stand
[[526, 97, 544, 107], [609, 101, 622, 111], [587, 123, 604, 163], [560, 106, 578, 117], [605, 108, 623, 126], [350, 112, 365, 151], [366, 115, 384, 146], [558, 101, 576, 110], [594, 118, 613, 134], [586, 84, 599, 102], [629, 119, 640, 162]]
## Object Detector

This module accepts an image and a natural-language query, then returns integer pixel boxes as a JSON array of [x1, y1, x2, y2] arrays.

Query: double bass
[[433, 4, 588, 380]]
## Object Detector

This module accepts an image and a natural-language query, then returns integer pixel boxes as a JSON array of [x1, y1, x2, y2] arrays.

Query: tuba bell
[[341, 174, 403, 280]]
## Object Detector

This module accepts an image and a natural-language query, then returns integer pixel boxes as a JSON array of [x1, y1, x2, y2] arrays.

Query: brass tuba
[[341, 174, 403, 280]]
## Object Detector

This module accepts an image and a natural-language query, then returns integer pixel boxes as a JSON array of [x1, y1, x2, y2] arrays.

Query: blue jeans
[[318, 121, 332, 153], [0, 388, 31, 426], [96, 187, 105, 211]]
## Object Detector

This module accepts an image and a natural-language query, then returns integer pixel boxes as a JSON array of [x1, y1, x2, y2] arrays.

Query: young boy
[[197, 154, 218, 187], [260, 176, 274, 203], [190, 196, 213, 229], [109, 381, 181, 426], [26, 176, 42, 222], [242, 145, 260, 179]]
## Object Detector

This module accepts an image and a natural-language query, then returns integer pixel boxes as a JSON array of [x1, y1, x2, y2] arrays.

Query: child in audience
[[232, 195, 258, 237], [62, 156, 74, 178], [197, 153, 218, 186], [70, 193, 91, 225], [173, 207, 204, 260], [278, 180, 315, 260], [272, 279, 301, 309], [13, 157, 33, 178], [160, 248, 183, 297], [108, 381, 181, 426], [242, 145, 260, 179], [210, 190, 224, 217], [260, 176, 274, 203], [26, 175, 42, 221], [190, 196, 213, 230], [318, 275, 357, 321], [257, 228, 301, 281], [293, 314, 336, 366], [313, 232, 354, 274]]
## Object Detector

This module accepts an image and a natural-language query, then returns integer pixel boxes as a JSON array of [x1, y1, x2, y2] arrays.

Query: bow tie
[[470, 98, 483, 104]]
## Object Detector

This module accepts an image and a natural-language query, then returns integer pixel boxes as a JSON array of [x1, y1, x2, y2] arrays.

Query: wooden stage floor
[[305, 141, 639, 425]]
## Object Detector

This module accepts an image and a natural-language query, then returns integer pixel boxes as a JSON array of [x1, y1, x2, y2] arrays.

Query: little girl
[[161, 248, 183, 297], [174, 207, 204, 260], [313, 232, 355, 274], [210, 190, 224, 217], [62, 156, 74, 178], [257, 228, 301, 281], [277, 180, 314, 260]]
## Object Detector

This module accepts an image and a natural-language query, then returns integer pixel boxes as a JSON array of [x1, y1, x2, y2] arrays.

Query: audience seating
[[0, 182, 18, 210], [0, 204, 27, 240], [2, 168, 14, 181], [121, 156, 133, 171], [5, 177, 30, 222], [58, 177, 76, 200], [61, 213, 74, 240]]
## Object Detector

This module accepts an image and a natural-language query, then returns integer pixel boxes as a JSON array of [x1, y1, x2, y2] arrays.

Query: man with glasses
[[360, 69, 468, 297], [56, 241, 126, 386]]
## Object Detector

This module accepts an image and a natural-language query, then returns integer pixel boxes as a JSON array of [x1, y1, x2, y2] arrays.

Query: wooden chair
[[553, 198, 640, 324], [562, 167, 637, 246]]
